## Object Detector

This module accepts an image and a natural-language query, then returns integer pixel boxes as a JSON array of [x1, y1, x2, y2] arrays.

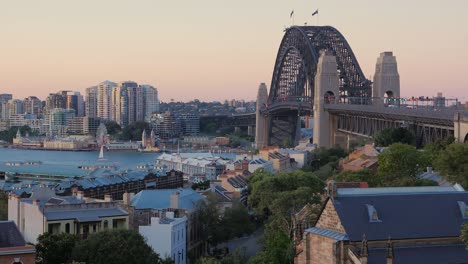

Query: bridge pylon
[[373, 52, 400, 104], [313, 51, 340, 148], [255, 83, 269, 149]]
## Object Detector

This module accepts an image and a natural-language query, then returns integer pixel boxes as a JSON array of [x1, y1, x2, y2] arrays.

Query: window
[[104, 220, 108, 229], [65, 223, 70, 234]]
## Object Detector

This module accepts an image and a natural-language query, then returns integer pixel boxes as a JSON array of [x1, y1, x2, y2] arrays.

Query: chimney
[[76, 191, 84, 200], [427, 167, 433, 174], [170, 192, 180, 209], [123, 192, 134, 205], [104, 195, 112, 202]]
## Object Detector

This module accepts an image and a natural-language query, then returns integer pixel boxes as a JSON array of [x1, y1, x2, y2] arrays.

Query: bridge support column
[[255, 83, 269, 149], [373, 52, 400, 105], [313, 51, 340, 148], [454, 112, 468, 143]]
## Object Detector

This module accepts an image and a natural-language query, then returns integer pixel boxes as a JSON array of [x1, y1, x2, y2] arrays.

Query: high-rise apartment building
[[65, 91, 84, 117], [85, 86, 98, 118], [23, 96, 42, 115], [97, 81, 116, 120], [45, 92, 67, 115], [141, 85, 159, 121], [7, 99, 24, 117], [111, 81, 143, 127]]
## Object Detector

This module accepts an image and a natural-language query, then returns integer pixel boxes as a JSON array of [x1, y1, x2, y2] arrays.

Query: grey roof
[[130, 188, 203, 210], [45, 208, 128, 222], [333, 190, 468, 241], [305, 227, 348, 241], [0, 221, 25, 247]]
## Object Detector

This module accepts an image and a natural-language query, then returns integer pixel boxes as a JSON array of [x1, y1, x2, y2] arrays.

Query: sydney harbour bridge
[[227, 26, 468, 148]]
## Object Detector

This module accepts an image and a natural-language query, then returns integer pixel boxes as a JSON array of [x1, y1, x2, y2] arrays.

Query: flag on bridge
[[312, 9, 319, 16], [290, 10, 294, 18]]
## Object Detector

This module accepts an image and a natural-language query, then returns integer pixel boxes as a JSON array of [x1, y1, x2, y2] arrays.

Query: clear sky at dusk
[[1, 0, 467, 102]]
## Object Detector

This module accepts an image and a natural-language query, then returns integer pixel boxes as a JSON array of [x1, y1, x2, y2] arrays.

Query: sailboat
[[98, 145, 106, 161]]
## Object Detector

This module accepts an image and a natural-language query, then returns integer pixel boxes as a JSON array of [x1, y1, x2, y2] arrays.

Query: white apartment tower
[[97, 81, 116, 120], [141, 85, 159, 121]]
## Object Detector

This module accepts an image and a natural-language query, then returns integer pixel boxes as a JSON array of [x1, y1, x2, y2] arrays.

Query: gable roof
[[130, 188, 203, 210], [0, 221, 26, 248], [333, 189, 468, 241]]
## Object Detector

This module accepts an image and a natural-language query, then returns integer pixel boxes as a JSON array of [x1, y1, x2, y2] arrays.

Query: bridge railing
[[338, 97, 465, 111], [271, 96, 312, 104]]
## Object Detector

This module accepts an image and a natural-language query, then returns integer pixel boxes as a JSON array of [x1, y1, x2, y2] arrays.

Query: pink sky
[[1, 0, 467, 103]]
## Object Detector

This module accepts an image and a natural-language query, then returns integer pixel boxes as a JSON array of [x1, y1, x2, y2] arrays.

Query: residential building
[[7, 99, 24, 117], [0, 221, 36, 264], [122, 188, 204, 260], [49, 108, 75, 137], [158, 112, 181, 141], [44, 91, 67, 115], [139, 214, 187, 264], [23, 96, 42, 116], [225, 157, 274, 173], [97, 81, 116, 120], [179, 113, 200, 136], [8, 187, 129, 243], [67, 117, 101, 135], [85, 86, 98, 118], [214, 169, 250, 204], [295, 182, 468, 264], [111, 81, 143, 127], [340, 143, 379, 173], [65, 91, 85, 117], [141, 85, 159, 121]]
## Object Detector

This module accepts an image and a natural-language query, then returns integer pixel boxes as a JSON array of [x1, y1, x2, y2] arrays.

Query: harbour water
[[0, 148, 159, 169]]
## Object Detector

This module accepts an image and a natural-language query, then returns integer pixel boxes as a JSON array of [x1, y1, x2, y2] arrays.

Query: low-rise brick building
[[296, 182, 468, 264]]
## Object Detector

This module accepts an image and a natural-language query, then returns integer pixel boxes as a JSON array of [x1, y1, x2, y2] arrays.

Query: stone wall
[[316, 200, 346, 233]]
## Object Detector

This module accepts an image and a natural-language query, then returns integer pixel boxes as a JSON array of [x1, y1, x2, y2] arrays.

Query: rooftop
[[0, 221, 26, 248], [130, 188, 204, 210]]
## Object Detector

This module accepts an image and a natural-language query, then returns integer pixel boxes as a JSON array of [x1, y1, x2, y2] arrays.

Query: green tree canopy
[[374, 127, 415, 147], [72, 229, 161, 264], [105, 120, 122, 136], [36, 233, 79, 264], [434, 143, 468, 188], [377, 143, 429, 185]]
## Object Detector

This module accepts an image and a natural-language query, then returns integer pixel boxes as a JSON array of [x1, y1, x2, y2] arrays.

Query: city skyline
[[1, 0, 467, 102]]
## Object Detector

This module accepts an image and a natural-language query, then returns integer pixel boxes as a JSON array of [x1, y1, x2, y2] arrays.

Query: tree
[[435, 143, 468, 188], [196, 193, 255, 250], [36, 233, 79, 264], [374, 127, 415, 147], [119, 121, 150, 141], [460, 223, 468, 249], [105, 121, 122, 136], [377, 143, 429, 185], [422, 136, 455, 166], [247, 227, 294, 264], [71, 229, 161, 264]]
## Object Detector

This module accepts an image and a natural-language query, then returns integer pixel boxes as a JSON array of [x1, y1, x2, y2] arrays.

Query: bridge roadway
[[228, 103, 466, 145], [323, 104, 459, 128]]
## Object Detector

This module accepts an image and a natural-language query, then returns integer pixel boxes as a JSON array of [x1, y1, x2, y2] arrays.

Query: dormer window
[[457, 201, 468, 219], [366, 204, 382, 222]]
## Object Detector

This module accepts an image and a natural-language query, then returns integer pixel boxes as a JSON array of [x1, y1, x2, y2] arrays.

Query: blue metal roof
[[305, 227, 348, 241], [337, 185, 464, 197], [45, 208, 128, 221], [130, 188, 203, 210], [333, 191, 468, 241]]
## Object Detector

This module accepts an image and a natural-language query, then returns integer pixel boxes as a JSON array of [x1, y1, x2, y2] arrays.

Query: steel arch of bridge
[[268, 26, 371, 106]]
